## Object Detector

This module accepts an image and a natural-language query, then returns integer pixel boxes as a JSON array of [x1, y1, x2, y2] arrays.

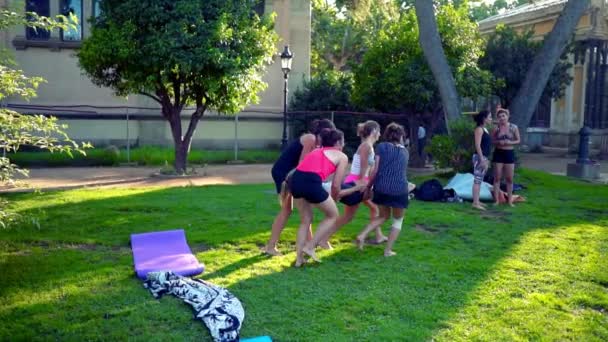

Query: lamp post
[[280, 45, 293, 150]]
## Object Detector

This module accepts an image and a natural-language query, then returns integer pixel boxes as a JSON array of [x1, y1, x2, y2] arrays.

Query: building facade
[[479, 0, 608, 153], [2, 0, 311, 149]]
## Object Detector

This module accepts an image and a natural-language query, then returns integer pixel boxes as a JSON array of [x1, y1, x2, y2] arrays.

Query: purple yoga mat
[[130, 229, 204, 279]]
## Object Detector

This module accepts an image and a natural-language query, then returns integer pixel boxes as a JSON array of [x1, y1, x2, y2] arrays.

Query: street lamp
[[280, 45, 293, 150]]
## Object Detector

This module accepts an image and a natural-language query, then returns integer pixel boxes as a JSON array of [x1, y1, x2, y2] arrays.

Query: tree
[[509, 0, 590, 132], [311, 0, 398, 75], [1, 10, 87, 227], [414, 0, 462, 122], [353, 5, 491, 165], [78, 0, 277, 174], [480, 25, 573, 108], [469, 0, 530, 22]]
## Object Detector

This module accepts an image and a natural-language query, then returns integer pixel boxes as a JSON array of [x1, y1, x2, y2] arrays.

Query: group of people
[[260, 106, 519, 266], [471, 107, 521, 210], [262, 119, 410, 267]]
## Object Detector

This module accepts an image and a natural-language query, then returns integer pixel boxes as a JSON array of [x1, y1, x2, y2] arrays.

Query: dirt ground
[[1, 149, 605, 193]]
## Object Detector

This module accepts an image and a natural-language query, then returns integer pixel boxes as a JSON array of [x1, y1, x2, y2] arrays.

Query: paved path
[[1, 149, 605, 193]]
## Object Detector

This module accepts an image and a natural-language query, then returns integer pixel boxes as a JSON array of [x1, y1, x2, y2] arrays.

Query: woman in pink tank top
[[288, 129, 349, 267]]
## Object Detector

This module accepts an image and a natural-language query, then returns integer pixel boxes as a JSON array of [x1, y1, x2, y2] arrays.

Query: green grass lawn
[[0, 169, 607, 341]]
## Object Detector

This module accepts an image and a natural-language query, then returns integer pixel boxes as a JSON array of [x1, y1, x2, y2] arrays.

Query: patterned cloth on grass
[[144, 271, 244, 342]]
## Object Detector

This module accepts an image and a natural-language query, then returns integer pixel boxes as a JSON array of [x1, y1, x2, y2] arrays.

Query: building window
[[92, 0, 102, 18], [60, 0, 83, 41], [26, 0, 50, 40], [253, 0, 265, 16], [530, 94, 551, 128]]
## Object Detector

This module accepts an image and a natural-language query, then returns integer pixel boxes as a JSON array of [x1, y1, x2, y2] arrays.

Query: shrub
[[427, 118, 475, 173]]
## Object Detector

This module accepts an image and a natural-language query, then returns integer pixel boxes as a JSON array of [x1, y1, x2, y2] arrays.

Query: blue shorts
[[372, 191, 408, 209], [289, 170, 329, 204]]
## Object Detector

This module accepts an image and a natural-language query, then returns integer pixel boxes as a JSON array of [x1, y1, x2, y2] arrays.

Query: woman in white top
[[318, 120, 387, 248]]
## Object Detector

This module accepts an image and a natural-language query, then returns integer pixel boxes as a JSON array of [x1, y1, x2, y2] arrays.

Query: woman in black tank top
[[472, 110, 492, 211], [262, 119, 335, 256]]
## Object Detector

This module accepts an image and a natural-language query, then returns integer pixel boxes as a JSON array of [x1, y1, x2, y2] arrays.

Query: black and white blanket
[[143, 271, 244, 342]]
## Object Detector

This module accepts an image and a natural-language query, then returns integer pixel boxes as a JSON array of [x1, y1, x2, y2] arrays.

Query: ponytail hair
[[358, 120, 380, 138], [356, 123, 365, 138]]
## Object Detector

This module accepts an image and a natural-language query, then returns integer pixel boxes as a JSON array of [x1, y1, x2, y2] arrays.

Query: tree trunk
[[174, 141, 189, 175], [414, 0, 461, 123], [510, 0, 590, 134]]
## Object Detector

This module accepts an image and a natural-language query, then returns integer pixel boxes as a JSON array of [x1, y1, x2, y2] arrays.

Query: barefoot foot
[[261, 246, 282, 256], [375, 236, 388, 244], [384, 250, 397, 257], [319, 241, 333, 250], [302, 246, 320, 262], [355, 236, 365, 250], [472, 203, 486, 211]]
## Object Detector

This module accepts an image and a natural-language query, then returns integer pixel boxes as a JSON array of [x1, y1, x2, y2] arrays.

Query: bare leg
[[385, 208, 405, 256], [472, 183, 485, 210], [493, 163, 504, 205], [319, 204, 359, 248], [364, 200, 386, 243], [356, 206, 390, 250], [263, 195, 292, 256], [505, 163, 515, 207], [294, 198, 313, 267], [301, 197, 340, 263]]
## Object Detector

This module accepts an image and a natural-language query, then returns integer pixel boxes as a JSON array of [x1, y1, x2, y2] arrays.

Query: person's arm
[[358, 143, 371, 179], [491, 127, 501, 146], [337, 181, 367, 198], [331, 153, 349, 200], [508, 125, 521, 146], [367, 155, 380, 189], [474, 127, 484, 157], [299, 134, 316, 162]]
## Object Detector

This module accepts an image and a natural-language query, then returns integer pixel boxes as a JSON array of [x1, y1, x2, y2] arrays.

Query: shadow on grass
[[0, 170, 606, 340]]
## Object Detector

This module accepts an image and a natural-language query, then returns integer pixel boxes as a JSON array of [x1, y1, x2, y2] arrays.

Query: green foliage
[[0, 170, 607, 339], [0, 10, 87, 227], [353, 4, 492, 113], [469, 0, 530, 22], [78, 0, 277, 172], [311, 0, 398, 75], [479, 24, 573, 107], [427, 117, 475, 172], [78, 0, 276, 115], [291, 71, 356, 112]]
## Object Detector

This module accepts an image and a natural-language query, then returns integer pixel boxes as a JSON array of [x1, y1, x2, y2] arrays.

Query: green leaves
[[353, 4, 491, 112], [479, 25, 573, 107], [78, 0, 277, 115]]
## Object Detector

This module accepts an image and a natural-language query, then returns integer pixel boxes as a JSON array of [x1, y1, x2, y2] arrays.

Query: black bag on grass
[[414, 179, 444, 202]]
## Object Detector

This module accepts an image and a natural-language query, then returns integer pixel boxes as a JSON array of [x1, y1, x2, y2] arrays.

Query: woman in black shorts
[[262, 119, 335, 256], [492, 109, 520, 206]]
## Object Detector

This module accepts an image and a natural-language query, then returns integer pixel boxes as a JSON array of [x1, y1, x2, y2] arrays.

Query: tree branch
[[138, 91, 162, 104]]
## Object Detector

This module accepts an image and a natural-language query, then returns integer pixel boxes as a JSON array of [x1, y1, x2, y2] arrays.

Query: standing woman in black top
[[262, 119, 336, 256], [492, 109, 520, 207], [471, 110, 492, 211]]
